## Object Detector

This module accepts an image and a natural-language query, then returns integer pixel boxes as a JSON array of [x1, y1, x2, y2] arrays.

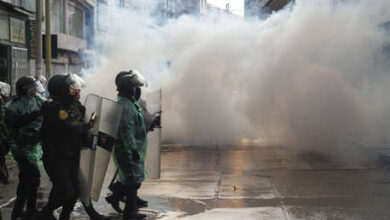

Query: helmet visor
[[133, 70, 148, 87], [65, 73, 86, 90], [123, 70, 148, 88], [0, 82, 11, 97], [34, 79, 45, 94]]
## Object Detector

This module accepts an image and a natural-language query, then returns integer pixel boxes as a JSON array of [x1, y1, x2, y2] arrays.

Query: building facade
[[0, 0, 98, 92], [244, 0, 292, 18], [0, 0, 33, 89], [40, 0, 97, 76], [159, 0, 207, 21]]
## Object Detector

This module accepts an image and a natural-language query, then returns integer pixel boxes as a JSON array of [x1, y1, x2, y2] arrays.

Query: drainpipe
[[45, 0, 51, 78], [35, 0, 42, 78]]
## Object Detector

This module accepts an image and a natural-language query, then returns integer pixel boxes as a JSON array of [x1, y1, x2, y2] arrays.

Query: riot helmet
[[0, 81, 11, 98], [16, 76, 41, 97], [116, 69, 147, 99], [66, 73, 85, 100], [115, 71, 131, 88], [48, 73, 85, 101], [65, 73, 86, 90]]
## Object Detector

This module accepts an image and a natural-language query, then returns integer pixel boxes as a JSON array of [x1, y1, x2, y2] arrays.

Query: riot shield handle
[[88, 112, 97, 129]]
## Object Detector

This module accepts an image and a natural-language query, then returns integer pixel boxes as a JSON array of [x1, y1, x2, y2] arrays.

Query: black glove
[[88, 112, 96, 128], [97, 132, 115, 151], [153, 115, 162, 128], [150, 112, 162, 131], [85, 132, 94, 149], [39, 101, 49, 114], [131, 150, 140, 163]]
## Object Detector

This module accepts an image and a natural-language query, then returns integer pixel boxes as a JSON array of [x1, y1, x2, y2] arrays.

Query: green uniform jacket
[[113, 96, 147, 185], [5, 95, 45, 164]]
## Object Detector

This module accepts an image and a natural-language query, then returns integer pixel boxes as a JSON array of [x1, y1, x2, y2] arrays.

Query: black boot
[[105, 194, 123, 213], [134, 183, 148, 208], [59, 196, 78, 220], [12, 185, 26, 220], [106, 181, 125, 213], [25, 179, 39, 220], [134, 184, 147, 208], [24, 200, 38, 220], [137, 196, 148, 208], [24, 209, 38, 220], [83, 201, 111, 220], [11, 202, 25, 220], [11, 210, 24, 220], [122, 186, 145, 220]]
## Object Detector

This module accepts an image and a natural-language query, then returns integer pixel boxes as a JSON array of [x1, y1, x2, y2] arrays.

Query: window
[[68, 3, 84, 39], [51, 0, 64, 33], [0, 17, 9, 40], [85, 10, 94, 48]]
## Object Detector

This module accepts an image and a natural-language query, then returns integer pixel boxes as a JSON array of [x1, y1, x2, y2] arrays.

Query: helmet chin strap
[[134, 88, 141, 101]]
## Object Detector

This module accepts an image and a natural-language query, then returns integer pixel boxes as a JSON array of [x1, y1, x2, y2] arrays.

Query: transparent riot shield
[[141, 89, 162, 179], [79, 94, 123, 205]]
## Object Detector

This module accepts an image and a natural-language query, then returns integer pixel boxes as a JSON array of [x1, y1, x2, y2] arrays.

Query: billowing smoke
[[83, 0, 390, 149]]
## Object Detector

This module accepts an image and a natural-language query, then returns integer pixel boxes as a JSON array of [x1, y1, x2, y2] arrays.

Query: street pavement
[[1, 142, 390, 219]]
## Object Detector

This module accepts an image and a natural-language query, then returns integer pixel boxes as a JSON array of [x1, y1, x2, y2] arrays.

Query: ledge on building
[[56, 33, 87, 52]]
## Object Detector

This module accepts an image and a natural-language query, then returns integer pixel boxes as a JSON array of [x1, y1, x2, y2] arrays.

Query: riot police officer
[[5, 76, 46, 220], [38, 73, 94, 220], [108, 70, 152, 220], [106, 98, 161, 214]]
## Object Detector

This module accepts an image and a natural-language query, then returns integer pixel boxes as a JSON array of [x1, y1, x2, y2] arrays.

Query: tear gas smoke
[[83, 0, 390, 150]]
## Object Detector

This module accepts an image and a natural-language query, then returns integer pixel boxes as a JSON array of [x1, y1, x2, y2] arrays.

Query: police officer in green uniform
[[108, 70, 150, 220], [5, 76, 46, 220], [106, 99, 161, 215]]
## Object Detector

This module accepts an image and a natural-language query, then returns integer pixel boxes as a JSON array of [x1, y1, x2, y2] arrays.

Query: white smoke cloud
[[83, 0, 390, 149]]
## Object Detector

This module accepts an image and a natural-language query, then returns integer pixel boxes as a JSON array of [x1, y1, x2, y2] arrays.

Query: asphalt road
[[1, 142, 390, 219]]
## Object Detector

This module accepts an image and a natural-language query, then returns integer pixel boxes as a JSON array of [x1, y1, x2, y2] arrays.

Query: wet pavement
[[2, 143, 390, 219]]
